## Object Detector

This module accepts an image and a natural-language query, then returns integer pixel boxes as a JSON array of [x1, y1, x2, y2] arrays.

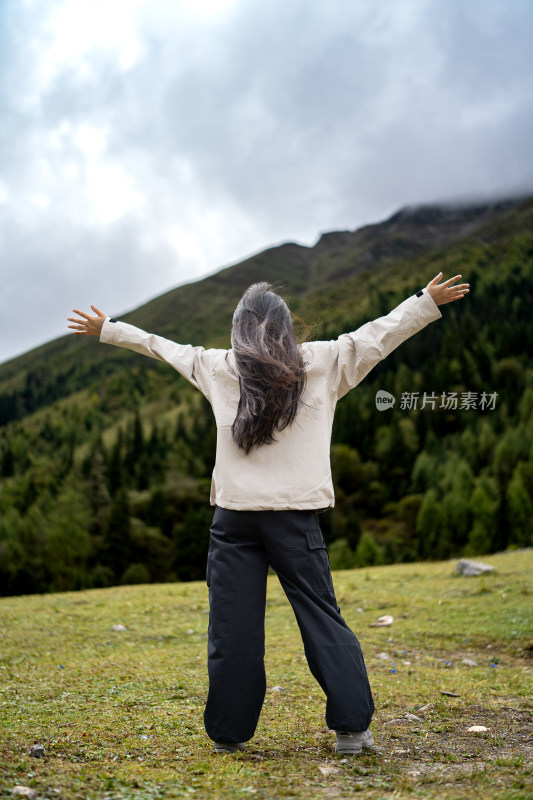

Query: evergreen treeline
[[1, 205, 532, 596]]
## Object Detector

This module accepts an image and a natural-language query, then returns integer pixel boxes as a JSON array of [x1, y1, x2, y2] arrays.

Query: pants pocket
[[305, 528, 335, 594]]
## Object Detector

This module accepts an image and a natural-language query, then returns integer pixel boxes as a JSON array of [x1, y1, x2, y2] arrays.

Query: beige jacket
[[100, 289, 441, 510]]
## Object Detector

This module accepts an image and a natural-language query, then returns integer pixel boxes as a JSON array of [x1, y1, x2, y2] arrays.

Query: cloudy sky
[[1, 0, 533, 364]]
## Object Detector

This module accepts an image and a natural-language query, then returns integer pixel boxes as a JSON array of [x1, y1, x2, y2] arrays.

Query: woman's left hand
[[425, 273, 470, 305]]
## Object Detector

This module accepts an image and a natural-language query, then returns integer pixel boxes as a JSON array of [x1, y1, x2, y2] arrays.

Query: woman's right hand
[[67, 305, 108, 336]]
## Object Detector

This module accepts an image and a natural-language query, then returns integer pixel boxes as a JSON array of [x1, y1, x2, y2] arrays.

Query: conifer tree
[[108, 430, 124, 495], [1, 443, 15, 477], [416, 488, 443, 559], [507, 463, 533, 547], [103, 486, 132, 580], [88, 447, 111, 536]]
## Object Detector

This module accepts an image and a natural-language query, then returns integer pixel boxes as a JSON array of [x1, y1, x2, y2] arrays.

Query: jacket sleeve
[[331, 289, 442, 400], [99, 318, 218, 400]]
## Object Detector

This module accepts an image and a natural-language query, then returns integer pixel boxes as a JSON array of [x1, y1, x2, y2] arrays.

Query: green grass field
[[1, 551, 531, 799]]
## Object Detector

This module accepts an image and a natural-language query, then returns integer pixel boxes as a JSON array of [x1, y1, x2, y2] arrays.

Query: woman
[[68, 271, 469, 754]]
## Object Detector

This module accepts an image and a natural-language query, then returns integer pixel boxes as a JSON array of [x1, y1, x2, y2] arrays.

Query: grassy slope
[[0, 551, 531, 800]]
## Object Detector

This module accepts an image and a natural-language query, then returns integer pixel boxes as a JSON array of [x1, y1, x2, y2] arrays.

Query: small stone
[[268, 685, 284, 693], [417, 703, 431, 712], [404, 713, 422, 722], [467, 725, 489, 733], [187, 629, 194, 635], [440, 690, 461, 697], [462, 658, 477, 667], [30, 743, 45, 758], [318, 764, 341, 776], [454, 559, 494, 577], [369, 615, 394, 627], [377, 652, 391, 661], [12, 788, 37, 799], [112, 624, 127, 632]]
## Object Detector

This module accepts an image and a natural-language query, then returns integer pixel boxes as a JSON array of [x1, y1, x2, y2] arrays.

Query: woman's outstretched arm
[[325, 272, 470, 400], [67, 306, 215, 398]]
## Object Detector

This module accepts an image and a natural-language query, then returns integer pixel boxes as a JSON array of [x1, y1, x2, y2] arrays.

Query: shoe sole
[[212, 743, 247, 754]]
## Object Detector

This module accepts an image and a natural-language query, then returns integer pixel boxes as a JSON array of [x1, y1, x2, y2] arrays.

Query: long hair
[[231, 283, 307, 454]]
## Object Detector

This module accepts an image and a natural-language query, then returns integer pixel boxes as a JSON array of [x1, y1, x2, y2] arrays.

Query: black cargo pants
[[203, 506, 375, 743]]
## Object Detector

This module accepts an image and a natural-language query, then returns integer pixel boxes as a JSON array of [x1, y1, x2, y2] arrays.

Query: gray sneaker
[[335, 729, 374, 754], [212, 741, 247, 754]]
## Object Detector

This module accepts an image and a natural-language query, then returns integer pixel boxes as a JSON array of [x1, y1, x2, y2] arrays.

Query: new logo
[[375, 390, 396, 410]]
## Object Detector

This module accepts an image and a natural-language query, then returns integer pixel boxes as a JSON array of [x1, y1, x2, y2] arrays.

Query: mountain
[[1, 194, 532, 596], [0, 195, 529, 408]]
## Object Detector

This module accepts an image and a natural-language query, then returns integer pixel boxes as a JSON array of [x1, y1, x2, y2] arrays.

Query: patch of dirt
[[377, 705, 532, 762]]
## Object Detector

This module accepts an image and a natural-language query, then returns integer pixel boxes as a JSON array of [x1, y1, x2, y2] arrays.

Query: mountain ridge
[[1, 193, 530, 384]]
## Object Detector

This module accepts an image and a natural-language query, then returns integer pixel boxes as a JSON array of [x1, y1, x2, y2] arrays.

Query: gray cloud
[[1, 0, 532, 364]]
